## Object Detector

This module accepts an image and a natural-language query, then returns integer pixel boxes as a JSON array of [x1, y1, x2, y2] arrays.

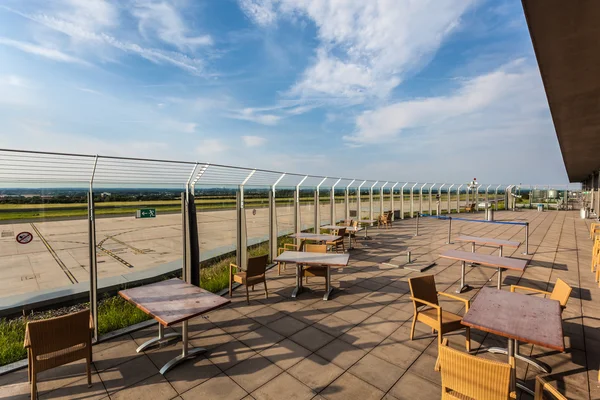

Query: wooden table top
[[290, 233, 341, 241], [456, 235, 520, 248], [440, 249, 527, 271], [320, 225, 363, 233], [274, 251, 350, 267], [462, 287, 564, 351], [119, 278, 230, 327]]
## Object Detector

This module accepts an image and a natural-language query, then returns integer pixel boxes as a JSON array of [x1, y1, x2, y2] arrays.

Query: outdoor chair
[[408, 275, 471, 351], [378, 213, 390, 229], [510, 278, 572, 310], [229, 254, 269, 304], [386, 210, 394, 226], [302, 244, 328, 285], [24, 309, 93, 400], [326, 227, 346, 253], [465, 203, 476, 213], [277, 243, 300, 275], [534, 376, 567, 400], [435, 338, 515, 399]]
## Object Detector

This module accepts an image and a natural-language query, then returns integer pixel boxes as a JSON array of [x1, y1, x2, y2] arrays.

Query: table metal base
[[136, 323, 182, 353], [505, 338, 536, 396], [292, 265, 333, 300], [488, 346, 551, 373], [159, 347, 206, 375], [456, 260, 472, 293]]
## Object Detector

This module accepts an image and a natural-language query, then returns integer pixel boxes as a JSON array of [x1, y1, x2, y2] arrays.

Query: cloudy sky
[[0, 0, 568, 184]]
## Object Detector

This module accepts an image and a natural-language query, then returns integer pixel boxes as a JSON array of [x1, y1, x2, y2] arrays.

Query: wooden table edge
[[118, 290, 230, 327], [439, 253, 527, 271], [461, 319, 565, 352]]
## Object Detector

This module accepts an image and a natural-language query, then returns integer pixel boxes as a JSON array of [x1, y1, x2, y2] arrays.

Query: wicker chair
[[24, 310, 93, 400], [435, 338, 515, 399], [229, 254, 269, 304], [326, 227, 346, 253], [510, 278, 572, 310], [277, 243, 300, 275], [378, 213, 390, 229], [301, 244, 328, 285], [409, 275, 471, 351]]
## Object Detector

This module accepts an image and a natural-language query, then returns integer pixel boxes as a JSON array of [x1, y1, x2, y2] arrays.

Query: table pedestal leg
[[497, 267, 503, 290], [136, 322, 181, 353], [456, 260, 470, 293], [292, 264, 303, 298], [159, 321, 205, 375], [323, 266, 333, 301]]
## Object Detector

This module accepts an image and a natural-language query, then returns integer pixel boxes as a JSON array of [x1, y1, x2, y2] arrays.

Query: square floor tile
[[226, 355, 283, 393], [388, 371, 441, 400], [251, 372, 315, 400], [319, 372, 384, 400], [288, 353, 344, 392], [290, 326, 335, 352], [110, 373, 178, 400], [267, 315, 308, 337], [348, 353, 405, 392], [238, 326, 285, 352], [181, 373, 247, 400], [315, 339, 367, 370], [259, 339, 312, 370]]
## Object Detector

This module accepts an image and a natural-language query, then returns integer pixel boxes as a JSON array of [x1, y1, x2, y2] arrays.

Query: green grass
[[0, 318, 26, 367], [97, 296, 151, 335]]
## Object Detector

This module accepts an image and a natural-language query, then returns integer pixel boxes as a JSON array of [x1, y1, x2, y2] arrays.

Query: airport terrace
[[1, 1, 600, 399]]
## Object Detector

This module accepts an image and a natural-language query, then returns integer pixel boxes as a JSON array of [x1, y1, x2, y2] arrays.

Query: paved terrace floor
[[1, 210, 599, 400]]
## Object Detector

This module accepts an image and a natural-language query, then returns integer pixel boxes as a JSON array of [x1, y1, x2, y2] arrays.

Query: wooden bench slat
[[439, 249, 527, 271], [455, 235, 521, 248]]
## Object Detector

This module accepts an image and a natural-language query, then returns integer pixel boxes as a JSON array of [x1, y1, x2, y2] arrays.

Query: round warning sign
[[16, 231, 33, 244]]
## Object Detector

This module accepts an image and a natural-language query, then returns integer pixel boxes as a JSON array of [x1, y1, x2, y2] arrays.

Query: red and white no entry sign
[[16, 231, 33, 244]]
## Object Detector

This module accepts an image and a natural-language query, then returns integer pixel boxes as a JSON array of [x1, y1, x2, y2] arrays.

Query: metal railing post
[[345, 180, 354, 221], [447, 184, 454, 214], [401, 183, 408, 219], [457, 184, 464, 213], [88, 155, 99, 344], [410, 183, 418, 218], [391, 182, 399, 220], [380, 182, 388, 217], [415, 212, 420, 236], [358, 181, 366, 220], [523, 222, 529, 255], [331, 178, 341, 224], [419, 183, 427, 215], [429, 183, 436, 215], [438, 184, 445, 215], [315, 177, 327, 231], [447, 216, 452, 244], [495, 184, 501, 210], [370, 181, 378, 221], [295, 176, 308, 245]]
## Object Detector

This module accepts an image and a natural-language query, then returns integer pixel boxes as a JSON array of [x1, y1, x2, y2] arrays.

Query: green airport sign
[[136, 208, 156, 218]]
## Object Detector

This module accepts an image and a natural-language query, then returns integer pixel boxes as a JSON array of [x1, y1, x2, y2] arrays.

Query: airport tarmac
[[0, 199, 480, 299]]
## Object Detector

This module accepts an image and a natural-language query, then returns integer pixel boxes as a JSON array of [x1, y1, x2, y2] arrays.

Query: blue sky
[[0, 0, 568, 184]]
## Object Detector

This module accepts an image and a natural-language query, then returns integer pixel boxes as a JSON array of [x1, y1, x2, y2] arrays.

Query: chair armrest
[[535, 376, 566, 400], [438, 292, 470, 311], [409, 297, 440, 310], [230, 263, 239, 273], [23, 325, 31, 348], [510, 285, 550, 296]]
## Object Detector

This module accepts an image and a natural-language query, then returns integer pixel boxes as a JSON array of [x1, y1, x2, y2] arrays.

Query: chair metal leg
[[86, 356, 92, 387], [264, 280, 268, 299], [31, 367, 36, 400], [465, 327, 471, 352]]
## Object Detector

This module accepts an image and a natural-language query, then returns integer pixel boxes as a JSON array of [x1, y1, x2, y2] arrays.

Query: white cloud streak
[[132, 1, 213, 50], [0, 37, 90, 65], [345, 60, 549, 145]]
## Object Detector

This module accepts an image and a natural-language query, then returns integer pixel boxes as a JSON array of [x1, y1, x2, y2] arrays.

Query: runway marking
[[96, 245, 134, 268], [30, 223, 78, 284]]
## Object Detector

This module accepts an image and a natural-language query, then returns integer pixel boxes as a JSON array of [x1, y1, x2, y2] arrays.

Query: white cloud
[[196, 139, 228, 160], [2, 4, 207, 75], [344, 60, 549, 145], [242, 135, 267, 147], [132, 1, 213, 50], [241, 0, 476, 102], [0, 75, 27, 87], [228, 108, 282, 125], [0, 37, 90, 65], [239, 0, 277, 26]]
